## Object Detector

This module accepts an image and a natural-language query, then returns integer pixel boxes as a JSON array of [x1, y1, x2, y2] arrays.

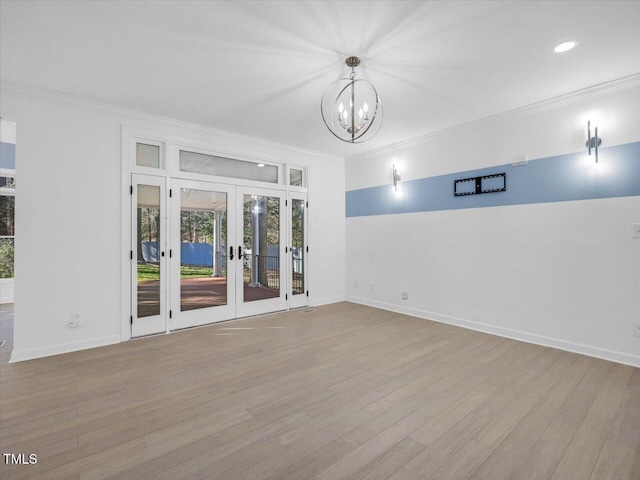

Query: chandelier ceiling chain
[[321, 56, 383, 144]]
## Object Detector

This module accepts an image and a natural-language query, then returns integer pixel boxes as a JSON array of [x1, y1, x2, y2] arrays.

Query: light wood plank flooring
[[1, 302, 638, 480]]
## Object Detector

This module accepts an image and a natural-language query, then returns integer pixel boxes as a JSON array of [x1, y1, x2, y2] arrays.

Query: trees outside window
[[0, 188, 15, 279]]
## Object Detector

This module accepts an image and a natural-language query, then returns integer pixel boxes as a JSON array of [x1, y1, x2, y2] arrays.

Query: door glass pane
[[136, 143, 160, 168], [180, 150, 278, 183], [180, 189, 227, 311], [291, 199, 305, 295], [137, 185, 161, 318], [243, 194, 280, 302]]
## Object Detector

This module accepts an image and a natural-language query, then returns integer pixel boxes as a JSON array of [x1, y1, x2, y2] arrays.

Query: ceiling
[[1, 1, 639, 157]]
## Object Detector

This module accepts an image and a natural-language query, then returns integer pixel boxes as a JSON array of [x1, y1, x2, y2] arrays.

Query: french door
[[131, 174, 168, 337], [170, 180, 237, 329], [131, 177, 289, 336], [289, 192, 308, 309], [235, 187, 287, 318]]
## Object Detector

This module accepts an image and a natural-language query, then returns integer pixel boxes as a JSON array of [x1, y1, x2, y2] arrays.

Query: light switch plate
[[632, 224, 640, 239]]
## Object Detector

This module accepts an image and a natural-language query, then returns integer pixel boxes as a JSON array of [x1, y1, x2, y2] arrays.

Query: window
[[0, 194, 15, 279], [0, 120, 15, 280], [289, 168, 304, 187], [0, 176, 15, 189], [179, 150, 278, 184], [136, 142, 161, 168]]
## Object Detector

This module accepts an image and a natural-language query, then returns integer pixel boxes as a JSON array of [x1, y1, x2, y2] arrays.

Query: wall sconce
[[393, 165, 401, 191], [586, 120, 602, 163]]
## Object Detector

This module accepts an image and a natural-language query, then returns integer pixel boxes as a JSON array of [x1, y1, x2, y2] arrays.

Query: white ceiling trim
[[346, 72, 640, 161], [0, 81, 344, 163], [3, 71, 639, 165]]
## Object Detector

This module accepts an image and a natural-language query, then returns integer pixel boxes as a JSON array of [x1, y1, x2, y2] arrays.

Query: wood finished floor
[[0, 302, 638, 480]]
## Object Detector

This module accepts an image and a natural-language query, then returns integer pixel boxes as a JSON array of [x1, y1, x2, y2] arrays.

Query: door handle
[[238, 246, 243, 259], [229, 246, 234, 260]]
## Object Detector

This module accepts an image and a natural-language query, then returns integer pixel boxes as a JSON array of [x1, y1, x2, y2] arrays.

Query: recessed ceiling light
[[554, 41, 579, 53], [257, 163, 265, 167]]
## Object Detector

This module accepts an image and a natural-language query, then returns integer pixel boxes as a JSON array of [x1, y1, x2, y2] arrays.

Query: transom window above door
[[134, 140, 165, 170], [179, 150, 278, 184]]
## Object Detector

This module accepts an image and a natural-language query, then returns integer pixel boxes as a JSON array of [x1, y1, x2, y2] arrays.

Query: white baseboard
[[312, 295, 346, 307], [346, 295, 640, 369], [10, 335, 121, 363]]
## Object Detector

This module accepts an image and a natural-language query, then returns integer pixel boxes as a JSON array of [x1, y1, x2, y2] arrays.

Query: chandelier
[[321, 56, 383, 143]]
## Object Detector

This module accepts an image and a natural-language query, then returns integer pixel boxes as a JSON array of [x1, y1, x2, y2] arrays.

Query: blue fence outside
[[180, 242, 215, 266], [141, 242, 281, 267], [142, 242, 220, 266]]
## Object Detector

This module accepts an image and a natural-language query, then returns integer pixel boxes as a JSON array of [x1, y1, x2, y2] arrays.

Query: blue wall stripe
[[346, 141, 640, 217], [0, 142, 16, 170]]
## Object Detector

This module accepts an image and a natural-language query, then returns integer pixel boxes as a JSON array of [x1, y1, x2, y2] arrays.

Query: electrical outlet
[[369, 282, 376, 291], [402, 292, 409, 300], [631, 224, 640, 239], [633, 321, 640, 337], [69, 313, 82, 328]]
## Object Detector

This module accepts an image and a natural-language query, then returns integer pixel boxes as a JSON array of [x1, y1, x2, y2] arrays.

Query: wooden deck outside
[[137, 277, 279, 318]]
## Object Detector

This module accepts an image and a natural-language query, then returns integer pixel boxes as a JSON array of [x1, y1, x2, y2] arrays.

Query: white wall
[[346, 80, 640, 367], [1, 87, 345, 362]]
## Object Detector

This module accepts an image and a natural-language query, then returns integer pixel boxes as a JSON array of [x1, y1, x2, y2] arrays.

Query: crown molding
[[0, 81, 344, 163], [347, 72, 640, 161], [4, 72, 639, 164]]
